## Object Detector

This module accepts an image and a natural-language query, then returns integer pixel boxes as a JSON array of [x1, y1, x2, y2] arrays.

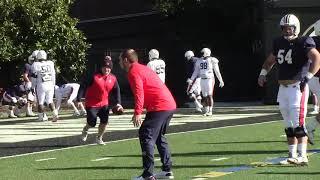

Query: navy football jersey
[[312, 36, 320, 77], [272, 36, 316, 80], [5, 85, 25, 98], [23, 63, 32, 77], [186, 57, 201, 78]]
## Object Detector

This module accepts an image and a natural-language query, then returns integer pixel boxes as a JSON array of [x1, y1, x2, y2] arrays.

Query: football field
[[1, 103, 320, 179]]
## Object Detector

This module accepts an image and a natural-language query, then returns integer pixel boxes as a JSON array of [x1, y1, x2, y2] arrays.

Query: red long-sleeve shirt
[[128, 62, 176, 115]]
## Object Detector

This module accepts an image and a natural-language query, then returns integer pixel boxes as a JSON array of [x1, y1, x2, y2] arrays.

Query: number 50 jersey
[[272, 36, 316, 80], [31, 60, 56, 86]]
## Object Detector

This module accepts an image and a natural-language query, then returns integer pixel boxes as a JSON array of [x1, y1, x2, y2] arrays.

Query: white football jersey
[[192, 57, 219, 79], [31, 60, 56, 85], [147, 59, 166, 83], [56, 83, 80, 99]]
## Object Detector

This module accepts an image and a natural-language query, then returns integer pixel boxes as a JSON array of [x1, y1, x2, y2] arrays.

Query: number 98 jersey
[[272, 36, 316, 80]]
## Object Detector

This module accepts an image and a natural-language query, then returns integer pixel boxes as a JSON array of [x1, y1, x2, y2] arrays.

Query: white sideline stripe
[[155, 158, 161, 162], [91, 157, 111, 162], [210, 157, 229, 161], [280, 134, 286, 137], [35, 158, 56, 162], [192, 178, 207, 180], [0, 120, 278, 160]]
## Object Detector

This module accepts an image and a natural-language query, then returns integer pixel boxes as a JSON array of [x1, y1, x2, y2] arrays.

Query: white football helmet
[[201, 48, 211, 57], [28, 55, 34, 64], [184, 50, 194, 60], [314, 19, 320, 36], [280, 14, 300, 39], [36, 50, 47, 60], [149, 49, 159, 61], [31, 50, 40, 59]]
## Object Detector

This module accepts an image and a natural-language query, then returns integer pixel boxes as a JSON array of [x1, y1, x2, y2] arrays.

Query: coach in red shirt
[[119, 49, 176, 180], [77, 56, 122, 145]]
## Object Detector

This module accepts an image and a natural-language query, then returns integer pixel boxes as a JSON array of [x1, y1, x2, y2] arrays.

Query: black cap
[[100, 56, 113, 69]]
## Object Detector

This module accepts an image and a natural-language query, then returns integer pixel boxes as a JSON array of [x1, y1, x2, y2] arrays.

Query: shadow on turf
[[198, 140, 287, 144], [97, 150, 289, 158], [257, 172, 320, 175], [38, 164, 247, 171]]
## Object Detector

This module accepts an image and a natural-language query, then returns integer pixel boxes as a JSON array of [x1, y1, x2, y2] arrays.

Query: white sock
[[194, 100, 202, 109], [38, 112, 44, 120], [297, 143, 307, 157], [314, 105, 319, 112], [53, 109, 58, 117], [288, 144, 297, 158]]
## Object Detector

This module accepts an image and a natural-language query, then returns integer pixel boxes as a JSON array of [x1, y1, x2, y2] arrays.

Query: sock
[[53, 109, 58, 117], [288, 144, 297, 158], [297, 143, 307, 157]]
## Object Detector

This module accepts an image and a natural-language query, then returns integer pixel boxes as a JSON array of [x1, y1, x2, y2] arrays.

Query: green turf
[[1, 120, 320, 179]]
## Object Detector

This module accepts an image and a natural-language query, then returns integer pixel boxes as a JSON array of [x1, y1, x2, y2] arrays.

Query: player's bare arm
[[307, 48, 320, 75], [258, 53, 276, 87]]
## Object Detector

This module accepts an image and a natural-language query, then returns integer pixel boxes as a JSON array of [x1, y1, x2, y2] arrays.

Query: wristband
[[306, 72, 314, 80], [259, 69, 268, 76]]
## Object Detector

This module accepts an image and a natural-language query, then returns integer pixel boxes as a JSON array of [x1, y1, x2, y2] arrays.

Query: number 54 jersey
[[272, 36, 316, 80]]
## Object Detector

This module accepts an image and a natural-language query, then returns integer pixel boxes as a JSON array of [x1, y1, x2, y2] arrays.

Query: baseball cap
[[101, 56, 113, 69]]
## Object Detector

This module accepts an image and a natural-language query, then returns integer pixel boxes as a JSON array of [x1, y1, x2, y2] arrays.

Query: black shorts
[[86, 105, 110, 127]]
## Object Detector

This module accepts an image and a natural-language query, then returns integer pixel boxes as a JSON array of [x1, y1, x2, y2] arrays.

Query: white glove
[[12, 97, 17, 104], [186, 78, 193, 85], [25, 82, 32, 90], [219, 81, 224, 88], [19, 97, 27, 104]]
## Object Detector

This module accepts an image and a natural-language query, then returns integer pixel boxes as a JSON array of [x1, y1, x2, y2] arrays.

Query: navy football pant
[[139, 110, 175, 177]]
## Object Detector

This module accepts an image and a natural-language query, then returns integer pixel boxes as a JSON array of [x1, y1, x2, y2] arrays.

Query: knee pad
[[294, 126, 307, 138], [285, 127, 295, 138]]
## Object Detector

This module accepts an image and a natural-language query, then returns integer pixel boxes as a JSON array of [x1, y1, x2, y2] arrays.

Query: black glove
[[300, 77, 309, 93]]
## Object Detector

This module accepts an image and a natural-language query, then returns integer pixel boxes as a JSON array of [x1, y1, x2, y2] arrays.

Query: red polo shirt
[[128, 62, 176, 115]]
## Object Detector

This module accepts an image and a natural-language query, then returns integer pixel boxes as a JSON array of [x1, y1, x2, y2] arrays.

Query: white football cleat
[[287, 156, 309, 166], [309, 110, 319, 115], [96, 136, 105, 145], [73, 111, 81, 117], [154, 171, 174, 179], [132, 176, 156, 180], [81, 131, 88, 142]]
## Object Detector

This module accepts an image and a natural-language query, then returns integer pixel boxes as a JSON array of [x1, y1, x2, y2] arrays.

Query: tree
[[0, 0, 90, 83]]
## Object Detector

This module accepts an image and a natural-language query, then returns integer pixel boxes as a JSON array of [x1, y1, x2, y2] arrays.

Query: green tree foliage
[[0, 0, 90, 82]]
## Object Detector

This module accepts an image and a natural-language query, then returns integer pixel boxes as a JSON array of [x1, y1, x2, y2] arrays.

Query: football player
[[258, 14, 320, 165], [31, 50, 59, 122], [185, 50, 203, 113], [147, 49, 166, 83], [54, 83, 86, 116], [22, 51, 39, 117], [305, 19, 320, 145], [190, 48, 224, 116], [2, 84, 29, 118]]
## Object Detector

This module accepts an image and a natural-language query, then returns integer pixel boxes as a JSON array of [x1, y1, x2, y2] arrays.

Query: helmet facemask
[[280, 14, 300, 40]]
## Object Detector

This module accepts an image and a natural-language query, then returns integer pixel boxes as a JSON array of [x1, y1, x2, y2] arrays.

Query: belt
[[201, 77, 212, 79]]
